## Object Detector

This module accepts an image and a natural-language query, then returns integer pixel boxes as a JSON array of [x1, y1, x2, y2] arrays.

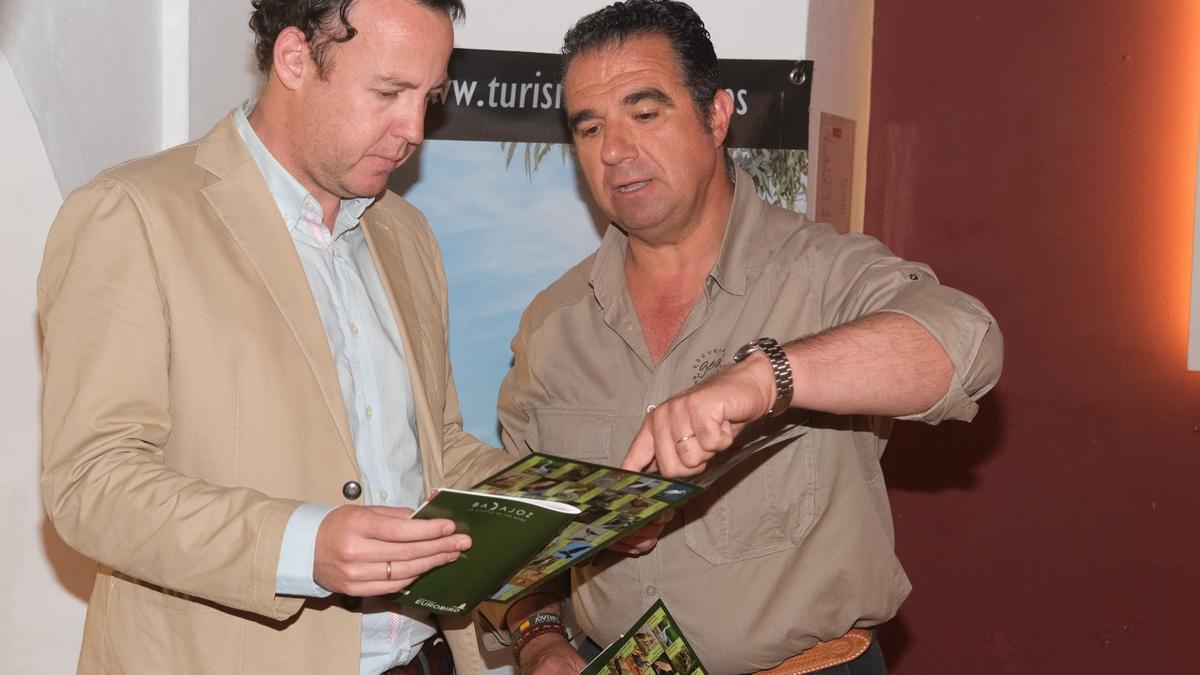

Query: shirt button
[[379, 489, 389, 502], [646, 404, 656, 413], [342, 481, 362, 500], [349, 323, 359, 335], [365, 406, 374, 418], [645, 585, 657, 596]]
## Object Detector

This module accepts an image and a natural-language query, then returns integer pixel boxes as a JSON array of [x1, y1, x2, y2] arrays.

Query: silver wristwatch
[[732, 337, 794, 417]]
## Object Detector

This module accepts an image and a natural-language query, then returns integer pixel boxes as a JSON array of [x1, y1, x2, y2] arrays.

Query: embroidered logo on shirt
[[691, 347, 725, 385]]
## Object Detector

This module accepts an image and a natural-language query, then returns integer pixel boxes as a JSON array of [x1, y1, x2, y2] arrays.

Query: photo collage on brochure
[[584, 600, 707, 675], [478, 454, 700, 602]]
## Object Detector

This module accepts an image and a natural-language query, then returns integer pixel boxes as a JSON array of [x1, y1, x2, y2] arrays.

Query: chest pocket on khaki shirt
[[529, 409, 615, 463], [682, 429, 819, 566]]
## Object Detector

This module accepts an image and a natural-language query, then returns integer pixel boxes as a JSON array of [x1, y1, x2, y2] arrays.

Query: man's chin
[[610, 208, 670, 235], [343, 178, 390, 201]]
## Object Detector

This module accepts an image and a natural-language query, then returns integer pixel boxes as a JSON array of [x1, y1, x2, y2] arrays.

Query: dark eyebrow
[[376, 75, 419, 89], [622, 88, 673, 108], [568, 108, 599, 132]]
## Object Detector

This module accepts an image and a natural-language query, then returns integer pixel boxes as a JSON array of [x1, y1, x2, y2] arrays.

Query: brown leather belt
[[755, 629, 873, 675], [380, 636, 454, 675]]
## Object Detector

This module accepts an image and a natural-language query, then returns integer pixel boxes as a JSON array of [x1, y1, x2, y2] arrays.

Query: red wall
[[866, 2, 1200, 672]]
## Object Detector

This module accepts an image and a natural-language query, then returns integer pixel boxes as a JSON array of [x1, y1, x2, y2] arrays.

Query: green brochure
[[390, 486, 582, 615], [391, 453, 704, 615], [581, 599, 707, 675], [393, 429, 800, 616]]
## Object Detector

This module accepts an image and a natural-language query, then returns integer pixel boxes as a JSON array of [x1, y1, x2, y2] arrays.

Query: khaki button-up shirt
[[497, 170, 1002, 672]]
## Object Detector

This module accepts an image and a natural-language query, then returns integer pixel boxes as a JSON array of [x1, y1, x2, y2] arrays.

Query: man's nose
[[600, 122, 636, 165], [390, 103, 426, 146]]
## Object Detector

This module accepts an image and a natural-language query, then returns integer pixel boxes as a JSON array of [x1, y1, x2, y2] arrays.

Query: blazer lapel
[[361, 214, 443, 486], [195, 116, 358, 471]]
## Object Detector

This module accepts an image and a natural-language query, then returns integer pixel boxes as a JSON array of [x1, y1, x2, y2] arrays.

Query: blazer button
[[342, 481, 362, 501], [341, 595, 362, 610]]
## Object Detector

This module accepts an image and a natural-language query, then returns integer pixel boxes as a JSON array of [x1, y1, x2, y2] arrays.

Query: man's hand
[[608, 509, 674, 556], [517, 633, 586, 675], [622, 353, 774, 476], [312, 504, 470, 596]]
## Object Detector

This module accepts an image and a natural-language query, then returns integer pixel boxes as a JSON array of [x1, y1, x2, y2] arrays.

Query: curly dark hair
[[249, 0, 465, 77], [561, 0, 719, 123]]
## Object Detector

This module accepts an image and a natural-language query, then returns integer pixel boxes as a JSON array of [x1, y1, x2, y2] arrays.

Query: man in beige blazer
[[38, 0, 513, 672]]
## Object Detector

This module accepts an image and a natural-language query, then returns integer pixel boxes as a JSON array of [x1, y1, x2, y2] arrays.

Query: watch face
[[734, 338, 773, 362], [733, 342, 757, 362]]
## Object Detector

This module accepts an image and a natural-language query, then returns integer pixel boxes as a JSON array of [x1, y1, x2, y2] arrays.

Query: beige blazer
[[38, 113, 514, 674]]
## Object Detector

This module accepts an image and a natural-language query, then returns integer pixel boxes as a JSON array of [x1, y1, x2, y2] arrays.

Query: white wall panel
[[188, 0, 261, 138], [0, 51, 89, 675], [0, 0, 163, 194]]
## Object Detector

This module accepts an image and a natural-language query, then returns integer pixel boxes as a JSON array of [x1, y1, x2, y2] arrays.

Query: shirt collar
[[589, 225, 630, 310], [232, 100, 373, 248], [708, 166, 768, 296], [589, 167, 766, 306]]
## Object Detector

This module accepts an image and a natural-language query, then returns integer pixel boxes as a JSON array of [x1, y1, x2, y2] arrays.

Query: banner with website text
[[390, 48, 812, 449]]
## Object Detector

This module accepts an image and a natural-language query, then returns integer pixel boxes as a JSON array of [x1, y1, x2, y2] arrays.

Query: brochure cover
[[392, 488, 581, 615], [392, 453, 702, 615], [581, 599, 707, 675]]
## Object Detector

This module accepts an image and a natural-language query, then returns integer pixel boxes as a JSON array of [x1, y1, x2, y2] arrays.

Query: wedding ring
[[386, 561, 392, 581], [675, 435, 692, 444]]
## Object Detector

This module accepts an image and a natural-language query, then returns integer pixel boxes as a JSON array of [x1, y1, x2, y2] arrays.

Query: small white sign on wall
[[815, 112, 855, 233]]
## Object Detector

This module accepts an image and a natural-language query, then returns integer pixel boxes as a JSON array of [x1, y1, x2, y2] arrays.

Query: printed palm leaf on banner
[[500, 141, 569, 179], [730, 147, 808, 212]]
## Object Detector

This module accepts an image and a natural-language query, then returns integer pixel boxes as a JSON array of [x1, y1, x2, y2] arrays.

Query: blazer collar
[[197, 112, 359, 472], [359, 207, 443, 487]]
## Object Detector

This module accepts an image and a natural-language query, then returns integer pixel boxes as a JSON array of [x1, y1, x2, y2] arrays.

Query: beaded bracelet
[[512, 620, 570, 666]]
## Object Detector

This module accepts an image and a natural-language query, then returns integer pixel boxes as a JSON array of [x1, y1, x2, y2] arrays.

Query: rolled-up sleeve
[[820, 234, 1003, 423]]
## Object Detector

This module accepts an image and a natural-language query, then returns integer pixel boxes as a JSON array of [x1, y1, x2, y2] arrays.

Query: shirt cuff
[[275, 502, 337, 597], [875, 289, 1001, 424]]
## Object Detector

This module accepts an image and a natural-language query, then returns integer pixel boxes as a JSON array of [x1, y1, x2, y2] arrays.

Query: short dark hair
[[249, 0, 465, 77], [561, 0, 719, 123]]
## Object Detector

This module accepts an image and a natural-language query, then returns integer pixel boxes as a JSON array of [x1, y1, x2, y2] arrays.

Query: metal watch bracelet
[[732, 337, 795, 417]]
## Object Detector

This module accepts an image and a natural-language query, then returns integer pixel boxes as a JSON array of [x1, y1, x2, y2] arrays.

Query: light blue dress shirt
[[234, 102, 435, 674]]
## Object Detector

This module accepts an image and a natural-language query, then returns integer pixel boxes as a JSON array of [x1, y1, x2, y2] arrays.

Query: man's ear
[[708, 88, 734, 147], [272, 26, 310, 90]]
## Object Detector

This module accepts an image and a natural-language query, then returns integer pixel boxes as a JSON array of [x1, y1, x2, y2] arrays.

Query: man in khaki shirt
[[495, 1, 1002, 673]]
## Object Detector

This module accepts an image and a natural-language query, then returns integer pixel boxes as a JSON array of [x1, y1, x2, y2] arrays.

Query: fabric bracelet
[[513, 611, 563, 637], [512, 621, 570, 666]]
